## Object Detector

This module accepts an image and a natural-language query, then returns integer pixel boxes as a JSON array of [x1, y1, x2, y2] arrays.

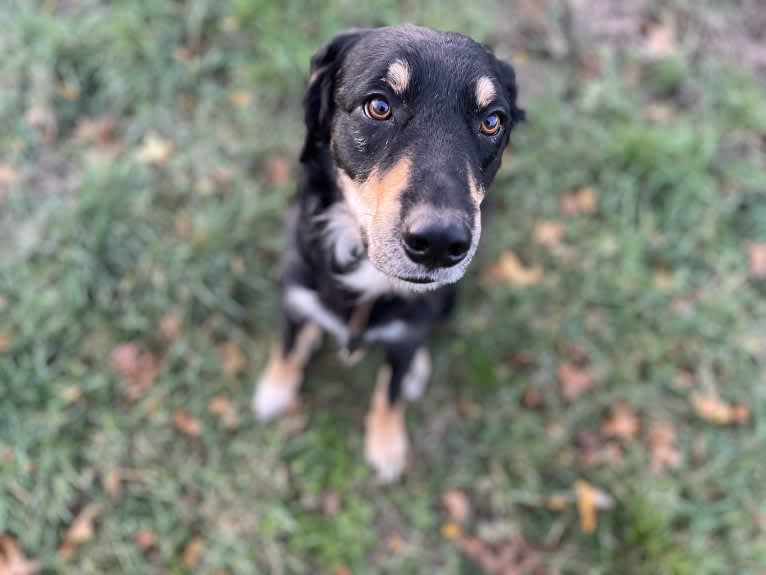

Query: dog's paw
[[252, 353, 300, 422], [365, 403, 409, 483], [403, 348, 431, 401]]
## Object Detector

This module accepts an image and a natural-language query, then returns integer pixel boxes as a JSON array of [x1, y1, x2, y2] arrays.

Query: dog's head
[[303, 25, 524, 293]]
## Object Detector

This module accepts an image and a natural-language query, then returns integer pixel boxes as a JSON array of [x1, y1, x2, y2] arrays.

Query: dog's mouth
[[395, 275, 436, 285]]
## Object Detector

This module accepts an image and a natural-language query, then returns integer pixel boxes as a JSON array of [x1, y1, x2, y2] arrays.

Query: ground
[[1, 1, 766, 574]]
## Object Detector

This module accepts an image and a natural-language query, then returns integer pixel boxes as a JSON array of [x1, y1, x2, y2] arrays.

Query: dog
[[253, 25, 524, 482]]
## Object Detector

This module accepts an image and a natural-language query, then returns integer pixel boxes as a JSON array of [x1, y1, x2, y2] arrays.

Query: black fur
[[278, 25, 523, 406]]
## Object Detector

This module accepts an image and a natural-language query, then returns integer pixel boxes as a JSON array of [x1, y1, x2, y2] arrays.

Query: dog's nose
[[402, 219, 472, 268]]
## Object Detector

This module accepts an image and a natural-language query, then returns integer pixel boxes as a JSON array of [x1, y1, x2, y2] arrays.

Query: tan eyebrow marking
[[475, 76, 496, 108], [385, 59, 411, 95]]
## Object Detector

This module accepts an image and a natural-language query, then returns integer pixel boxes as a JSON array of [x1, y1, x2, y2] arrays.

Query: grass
[[1, 0, 766, 573]]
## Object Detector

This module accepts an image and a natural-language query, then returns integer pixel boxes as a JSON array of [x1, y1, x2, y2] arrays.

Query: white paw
[[365, 408, 409, 483], [252, 369, 298, 422], [403, 348, 431, 401]]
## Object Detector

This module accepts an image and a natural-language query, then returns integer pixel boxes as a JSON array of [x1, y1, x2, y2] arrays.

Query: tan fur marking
[[253, 323, 322, 420], [365, 366, 409, 482], [467, 168, 485, 206], [475, 76, 496, 108], [386, 59, 411, 95], [336, 157, 412, 251]]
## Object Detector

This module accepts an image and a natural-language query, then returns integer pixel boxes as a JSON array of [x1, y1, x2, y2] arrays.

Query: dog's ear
[[493, 56, 526, 126], [300, 30, 365, 162]]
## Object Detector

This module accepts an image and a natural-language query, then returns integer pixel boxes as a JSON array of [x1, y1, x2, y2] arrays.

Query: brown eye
[[480, 112, 503, 135], [365, 97, 392, 121]]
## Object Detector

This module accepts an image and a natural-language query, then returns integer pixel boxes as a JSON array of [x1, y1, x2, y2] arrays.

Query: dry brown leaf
[[0, 333, 11, 352], [692, 393, 750, 426], [159, 312, 182, 341], [103, 469, 122, 498], [557, 362, 594, 401], [173, 410, 203, 438], [649, 423, 682, 475], [134, 529, 157, 551], [333, 567, 351, 575], [218, 340, 247, 376], [440, 521, 463, 541], [208, 395, 239, 429], [0, 536, 40, 575], [578, 430, 623, 468], [560, 186, 597, 217], [110, 343, 160, 400], [182, 537, 205, 567], [0, 165, 20, 188], [442, 489, 471, 524], [73, 116, 115, 145], [136, 133, 173, 165], [459, 536, 547, 575], [59, 504, 100, 559], [574, 480, 598, 534], [602, 402, 640, 440], [748, 243, 766, 278], [385, 534, 404, 553], [229, 90, 252, 108], [483, 250, 543, 287], [533, 220, 563, 250], [266, 154, 291, 187], [643, 22, 676, 59]]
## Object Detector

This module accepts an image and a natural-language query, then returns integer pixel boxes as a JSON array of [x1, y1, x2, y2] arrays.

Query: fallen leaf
[[577, 430, 623, 468], [602, 402, 640, 440], [136, 133, 173, 165], [440, 521, 463, 541], [560, 186, 597, 217], [159, 312, 182, 341], [385, 534, 404, 553], [182, 537, 204, 567], [57, 82, 80, 101], [0, 333, 11, 352], [208, 395, 239, 429], [266, 154, 291, 187], [557, 362, 594, 401], [574, 480, 599, 534], [0, 165, 20, 188], [459, 536, 547, 575], [522, 388, 543, 409], [74, 116, 115, 146], [229, 90, 252, 108], [173, 410, 203, 438], [332, 567, 351, 575], [533, 220, 563, 249], [110, 343, 160, 400], [0, 536, 39, 575], [649, 423, 682, 475], [483, 250, 543, 287], [59, 504, 100, 559], [103, 469, 122, 498], [442, 489, 471, 524], [218, 340, 247, 376], [692, 393, 750, 426], [134, 529, 157, 551], [643, 22, 676, 59], [748, 243, 766, 278]]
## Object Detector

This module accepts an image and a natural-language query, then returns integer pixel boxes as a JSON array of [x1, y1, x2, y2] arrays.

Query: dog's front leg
[[252, 312, 322, 422], [365, 344, 428, 482]]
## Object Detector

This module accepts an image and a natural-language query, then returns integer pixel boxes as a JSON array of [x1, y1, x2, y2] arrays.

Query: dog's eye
[[480, 112, 503, 136], [364, 97, 392, 121]]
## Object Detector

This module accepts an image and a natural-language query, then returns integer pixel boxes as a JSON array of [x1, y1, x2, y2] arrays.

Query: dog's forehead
[[341, 26, 496, 96]]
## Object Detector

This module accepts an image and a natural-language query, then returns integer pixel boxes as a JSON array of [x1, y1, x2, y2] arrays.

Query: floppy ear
[[493, 56, 526, 126], [300, 30, 366, 163]]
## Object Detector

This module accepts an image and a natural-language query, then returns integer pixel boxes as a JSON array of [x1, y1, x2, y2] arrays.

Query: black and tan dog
[[253, 25, 524, 481]]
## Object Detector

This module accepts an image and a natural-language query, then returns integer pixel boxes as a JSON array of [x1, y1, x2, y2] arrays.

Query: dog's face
[[303, 26, 524, 293]]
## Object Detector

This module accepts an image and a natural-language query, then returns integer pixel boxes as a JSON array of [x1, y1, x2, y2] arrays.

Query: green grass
[[1, 1, 766, 573]]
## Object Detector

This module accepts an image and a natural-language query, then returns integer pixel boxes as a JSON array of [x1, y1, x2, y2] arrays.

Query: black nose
[[402, 219, 472, 268]]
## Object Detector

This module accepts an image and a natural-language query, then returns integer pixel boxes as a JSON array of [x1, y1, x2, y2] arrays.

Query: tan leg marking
[[252, 323, 322, 421], [365, 366, 409, 482]]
